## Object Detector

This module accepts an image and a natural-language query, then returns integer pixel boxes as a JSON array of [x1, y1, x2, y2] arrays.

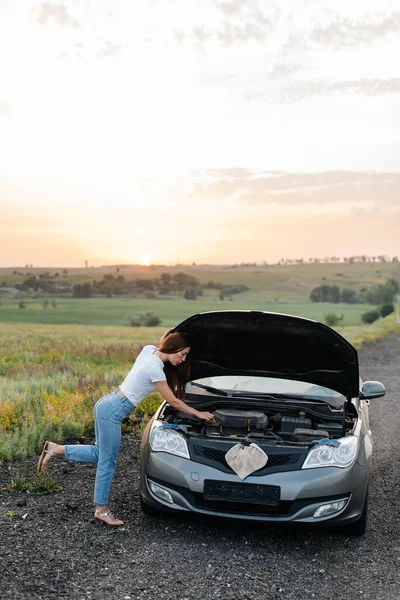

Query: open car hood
[[174, 311, 359, 402]]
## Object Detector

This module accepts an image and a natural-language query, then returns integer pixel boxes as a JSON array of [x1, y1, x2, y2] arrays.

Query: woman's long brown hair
[[158, 332, 191, 400]]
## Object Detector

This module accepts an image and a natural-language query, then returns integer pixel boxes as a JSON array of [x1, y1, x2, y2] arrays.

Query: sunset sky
[[1, 0, 399, 267]]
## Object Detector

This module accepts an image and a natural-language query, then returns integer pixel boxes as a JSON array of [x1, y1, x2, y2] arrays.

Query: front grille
[[148, 476, 350, 520], [191, 442, 305, 475], [192, 494, 292, 516]]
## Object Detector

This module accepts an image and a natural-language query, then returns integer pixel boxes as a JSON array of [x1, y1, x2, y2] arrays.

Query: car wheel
[[346, 489, 369, 536], [140, 495, 163, 517]]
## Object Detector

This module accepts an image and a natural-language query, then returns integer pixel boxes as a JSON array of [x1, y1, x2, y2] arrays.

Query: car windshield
[[187, 375, 346, 408]]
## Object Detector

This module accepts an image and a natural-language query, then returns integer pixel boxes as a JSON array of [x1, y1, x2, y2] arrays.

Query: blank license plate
[[204, 480, 280, 506]]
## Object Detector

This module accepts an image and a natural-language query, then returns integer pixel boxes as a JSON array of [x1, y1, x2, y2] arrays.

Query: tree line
[[311, 279, 399, 305], [277, 255, 398, 265], [72, 273, 249, 299]]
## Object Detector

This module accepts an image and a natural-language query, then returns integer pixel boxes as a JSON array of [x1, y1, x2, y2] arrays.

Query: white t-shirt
[[119, 345, 166, 407]]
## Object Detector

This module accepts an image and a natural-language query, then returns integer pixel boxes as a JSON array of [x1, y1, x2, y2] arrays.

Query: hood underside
[[174, 311, 359, 401]]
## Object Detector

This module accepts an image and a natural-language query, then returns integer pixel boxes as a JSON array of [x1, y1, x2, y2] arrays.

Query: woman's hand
[[195, 411, 214, 422], [154, 382, 214, 421]]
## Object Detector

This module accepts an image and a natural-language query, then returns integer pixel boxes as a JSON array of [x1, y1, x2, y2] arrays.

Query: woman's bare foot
[[94, 506, 124, 526], [37, 441, 65, 471]]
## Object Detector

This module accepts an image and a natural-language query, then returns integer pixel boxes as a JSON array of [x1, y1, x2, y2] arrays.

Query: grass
[[0, 325, 165, 462], [336, 312, 399, 349], [0, 295, 382, 327], [0, 314, 399, 463], [1, 261, 399, 328], [9, 472, 62, 494]]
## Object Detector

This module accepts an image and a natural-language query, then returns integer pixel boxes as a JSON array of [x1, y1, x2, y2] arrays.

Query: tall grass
[[0, 325, 164, 462], [0, 315, 398, 462]]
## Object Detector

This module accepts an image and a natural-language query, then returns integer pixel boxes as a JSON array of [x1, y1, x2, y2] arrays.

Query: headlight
[[302, 436, 358, 469], [149, 422, 190, 459]]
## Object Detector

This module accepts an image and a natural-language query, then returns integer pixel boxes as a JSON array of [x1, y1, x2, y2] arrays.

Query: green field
[[0, 294, 380, 327], [1, 262, 399, 328]]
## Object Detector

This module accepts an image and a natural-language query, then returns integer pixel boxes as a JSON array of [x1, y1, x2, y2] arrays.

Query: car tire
[[140, 495, 163, 517], [346, 488, 369, 536]]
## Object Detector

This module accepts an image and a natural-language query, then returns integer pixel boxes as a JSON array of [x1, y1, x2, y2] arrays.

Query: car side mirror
[[360, 381, 386, 400]]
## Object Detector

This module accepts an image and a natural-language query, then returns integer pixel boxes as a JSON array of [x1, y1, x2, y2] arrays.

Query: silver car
[[140, 310, 385, 535]]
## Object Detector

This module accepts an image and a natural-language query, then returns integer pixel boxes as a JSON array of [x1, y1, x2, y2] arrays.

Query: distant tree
[[310, 287, 323, 302], [42, 299, 49, 309], [72, 282, 92, 298], [310, 285, 340, 303], [143, 312, 161, 326], [340, 288, 357, 304], [184, 288, 198, 300], [386, 278, 400, 295], [173, 272, 199, 288], [380, 303, 394, 318], [72, 284, 81, 298], [361, 310, 380, 324], [365, 279, 399, 304], [82, 282, 92, 297], [324, 313, 344, 327], [160, 273, 172, 286], [18, 301, 26, 309], [129, 312, 161, 327]]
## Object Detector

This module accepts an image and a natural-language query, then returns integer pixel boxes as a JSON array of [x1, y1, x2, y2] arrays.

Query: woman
[[37, 329, 213, 526]]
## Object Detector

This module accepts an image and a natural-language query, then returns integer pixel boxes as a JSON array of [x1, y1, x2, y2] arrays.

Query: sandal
[[37, 441, 57, 472], [94, 509, 124, 527]]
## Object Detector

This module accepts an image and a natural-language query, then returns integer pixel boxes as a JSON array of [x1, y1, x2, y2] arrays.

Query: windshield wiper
[[230, 391, 289, 402], [231, 391, 344, 407], [190, 382, 230, 396]]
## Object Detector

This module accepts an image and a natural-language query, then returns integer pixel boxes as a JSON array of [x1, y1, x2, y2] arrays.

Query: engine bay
[[161, 402, 356, 444]]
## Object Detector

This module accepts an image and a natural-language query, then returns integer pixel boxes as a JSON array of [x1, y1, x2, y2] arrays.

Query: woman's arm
[[155, 381, 214, 421]]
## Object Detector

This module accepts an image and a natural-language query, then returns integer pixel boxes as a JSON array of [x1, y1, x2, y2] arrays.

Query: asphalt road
[[1, 333, 399, 600]]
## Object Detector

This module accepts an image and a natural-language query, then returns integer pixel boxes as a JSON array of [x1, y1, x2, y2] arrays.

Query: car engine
[[161, 405, 351, 444]]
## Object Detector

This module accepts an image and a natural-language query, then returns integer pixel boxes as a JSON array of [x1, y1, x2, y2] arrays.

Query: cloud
[[217, 1, 242, 16], [269, 62, 303, 79], [311, 12, 400, 47], [203, 168, 254, 179], [247, 78, 400, 102], [96, 41, 122, 58], [35, 3, 79, 28], [173, 31, 186, 45], [173, 1, 277, 49], [217, 20, 271, 45], [216, 2, 276, 47], [186, 170, 400, 206], [192, 26, 212, 45], [280, 78, 400, 101]]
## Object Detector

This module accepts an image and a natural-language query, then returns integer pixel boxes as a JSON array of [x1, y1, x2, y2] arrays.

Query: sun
[[137, 252, 152, 266]]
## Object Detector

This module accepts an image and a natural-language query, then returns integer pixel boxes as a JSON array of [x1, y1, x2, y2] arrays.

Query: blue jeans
[[64, 390, 134, 505]]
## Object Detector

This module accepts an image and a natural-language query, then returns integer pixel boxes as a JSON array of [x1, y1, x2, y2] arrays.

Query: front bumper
[[140, 446, 369, 524]]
